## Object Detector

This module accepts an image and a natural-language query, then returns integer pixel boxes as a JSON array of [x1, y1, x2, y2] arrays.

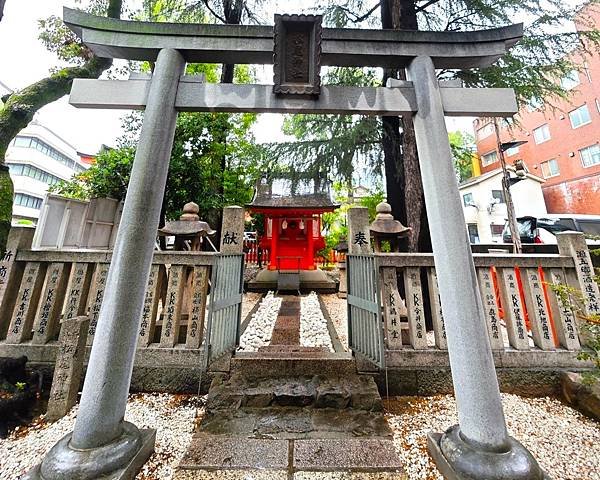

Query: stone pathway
[[176, 294, 404, 478]]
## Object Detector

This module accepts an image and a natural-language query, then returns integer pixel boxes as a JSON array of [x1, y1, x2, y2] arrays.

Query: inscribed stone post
[[427, 268, 447, 349], [220, 206, 245, 254], [381, 267, 404, 349], [521, 268, 555, 350], [496, 267, 530, 350], [403, 267, 427, 349], [557, 232, 600, 318], [31, 263, 70, 344], [476, 267, 504, 350], [86, 263, 109, 345], [186, 266, 209, 349], [547, 268, 580, 350], [63, 263, 92, 322], [46, 316, 90, 421], [0, 227, 35, 338], [6, 262, 44, 344], [347, 207, 370, 255], [160, 265, 185, 347], [138, 264, 162, 347]]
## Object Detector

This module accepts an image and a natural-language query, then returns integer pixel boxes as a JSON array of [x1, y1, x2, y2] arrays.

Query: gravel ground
[[300, 292, 334, 351], [1, 393, 204, 480], [2, 393, 598, 480], [320, 294, 349, 351], [238, 291, 281, 351], [385, 394, 600, 480]]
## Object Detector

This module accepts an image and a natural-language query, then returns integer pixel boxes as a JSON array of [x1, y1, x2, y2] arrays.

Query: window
[[584, 62, 592, 83], [596, 98, 600, 114], [14, 193, 43, 210], [491, 190, 505, 204], [540, 159, 560, 178], [463, 193, 474, 206], [490, 224, 504, 240], [569, 105, 591, 129], [13, 135, 84, 172], [481, 151, 498, 167], [8, 163, 62, 185], [505, 145, 519, 156], [561, 70, 580, 90], [468, 224, 480, 244], [477, 123, 494, 140], [580, 144, 600, 168], [533, 124, 551, 144]]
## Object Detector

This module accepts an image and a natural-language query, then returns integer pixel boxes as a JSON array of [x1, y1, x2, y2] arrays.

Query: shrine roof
[[248, 193, 339, 210]]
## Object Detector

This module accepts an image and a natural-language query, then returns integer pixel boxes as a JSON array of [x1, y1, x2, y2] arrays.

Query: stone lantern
[[369, 202, 411, 252], [158, 202, 216, 251]]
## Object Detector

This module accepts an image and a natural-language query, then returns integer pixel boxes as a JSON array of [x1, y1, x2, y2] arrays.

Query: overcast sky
[[0, 0, 472, 154]]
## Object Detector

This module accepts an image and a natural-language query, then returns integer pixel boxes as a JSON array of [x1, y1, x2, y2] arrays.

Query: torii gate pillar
[[409, 55, 545, 480]]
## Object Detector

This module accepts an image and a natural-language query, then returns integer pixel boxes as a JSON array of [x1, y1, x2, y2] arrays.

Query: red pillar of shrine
[[307, 217, 315, 270], [270, 217, 279, 270]]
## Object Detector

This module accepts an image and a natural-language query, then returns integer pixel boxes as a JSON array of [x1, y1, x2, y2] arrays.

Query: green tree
[[292, 0, 600, 253], [449, 130, 475, 182], [0, 0, 123, 255]]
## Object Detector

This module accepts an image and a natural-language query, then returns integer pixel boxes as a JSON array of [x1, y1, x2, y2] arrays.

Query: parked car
[[502, 214, 600, 244]]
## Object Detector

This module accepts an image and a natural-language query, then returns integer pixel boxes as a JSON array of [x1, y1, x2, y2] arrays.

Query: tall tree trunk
[[0, 0, 6, 22], [0, 0, 123, 254], [380, 0, 430, 253]]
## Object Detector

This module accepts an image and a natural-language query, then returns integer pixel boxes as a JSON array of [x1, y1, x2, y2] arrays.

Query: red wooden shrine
[[247, 178, 338, 271]]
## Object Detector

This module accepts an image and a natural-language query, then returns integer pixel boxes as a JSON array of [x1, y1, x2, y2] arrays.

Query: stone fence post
[[0, 226, 35, 339], [220, 206, 245, 254], [557, 232, 600, 319], [347, 207, 371, 255]]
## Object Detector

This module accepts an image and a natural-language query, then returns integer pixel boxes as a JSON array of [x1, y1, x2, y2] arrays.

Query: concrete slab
[[179, 436, 289, 470], [293, 438, 403, 471]]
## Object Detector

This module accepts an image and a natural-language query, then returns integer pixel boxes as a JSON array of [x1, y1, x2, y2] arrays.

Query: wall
[[473, 5, 600, 215], [459, 170, 547, 243]]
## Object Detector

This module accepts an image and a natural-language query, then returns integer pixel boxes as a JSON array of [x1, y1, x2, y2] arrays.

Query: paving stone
[[310, 409, 392, 438], [198, 410, 256, 435], [180, 435, 289, 470], [293, 438, 403, 470], [254, 408, 314, 436], [174, 470, 288, 480]]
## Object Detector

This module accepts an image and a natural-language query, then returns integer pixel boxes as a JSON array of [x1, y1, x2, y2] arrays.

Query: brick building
[[474, 5, 600, 215]]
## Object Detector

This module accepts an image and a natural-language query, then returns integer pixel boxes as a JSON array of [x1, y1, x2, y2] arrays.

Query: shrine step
[[232, 351, 356, 377], [205, 373, 383, 413]]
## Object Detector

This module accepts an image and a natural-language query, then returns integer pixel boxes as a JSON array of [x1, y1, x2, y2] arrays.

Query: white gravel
[[2, 393, 599, 480], [300, 292, 334, 351], [320, 294, 348, 351], [238, 291, 282, 351], [385, 393, 600, 480], [0, 393, 203, 480]]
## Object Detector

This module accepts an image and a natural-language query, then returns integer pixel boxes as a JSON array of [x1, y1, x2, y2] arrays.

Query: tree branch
[[338, 2, 381, 24], [202, 0, 227, 23], [415, 0, 442, 14], [0, 0, 5, 22]]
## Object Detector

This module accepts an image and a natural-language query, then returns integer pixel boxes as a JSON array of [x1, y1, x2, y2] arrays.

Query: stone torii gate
[[29, 8, 546, 480]]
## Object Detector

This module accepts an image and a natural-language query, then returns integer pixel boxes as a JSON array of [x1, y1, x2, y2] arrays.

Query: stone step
[[206, 373, 383, 413], [232, 352, 356, 377], [199, 405, 391, 439], [178, 435, 403, 473], [257, 345, 329, 353]]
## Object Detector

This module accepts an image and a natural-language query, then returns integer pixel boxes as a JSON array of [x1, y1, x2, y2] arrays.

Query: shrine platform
[[247, 269, 338, 293]]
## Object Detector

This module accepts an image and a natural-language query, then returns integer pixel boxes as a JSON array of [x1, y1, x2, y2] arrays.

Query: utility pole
[[493, 118, 522, 254]]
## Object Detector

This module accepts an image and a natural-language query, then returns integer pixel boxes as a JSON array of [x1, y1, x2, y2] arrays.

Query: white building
[[459, 168, 547, 243], [5, 120, 89, 223]]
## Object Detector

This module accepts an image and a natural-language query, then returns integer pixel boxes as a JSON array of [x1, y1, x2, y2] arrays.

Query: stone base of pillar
[[427, 426, 549, 480], [24, 422, 156, 480]]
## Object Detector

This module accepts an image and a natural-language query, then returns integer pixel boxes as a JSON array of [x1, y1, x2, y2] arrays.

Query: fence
[[375, 231, 599, 369], [0, 227, 218, 378]]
